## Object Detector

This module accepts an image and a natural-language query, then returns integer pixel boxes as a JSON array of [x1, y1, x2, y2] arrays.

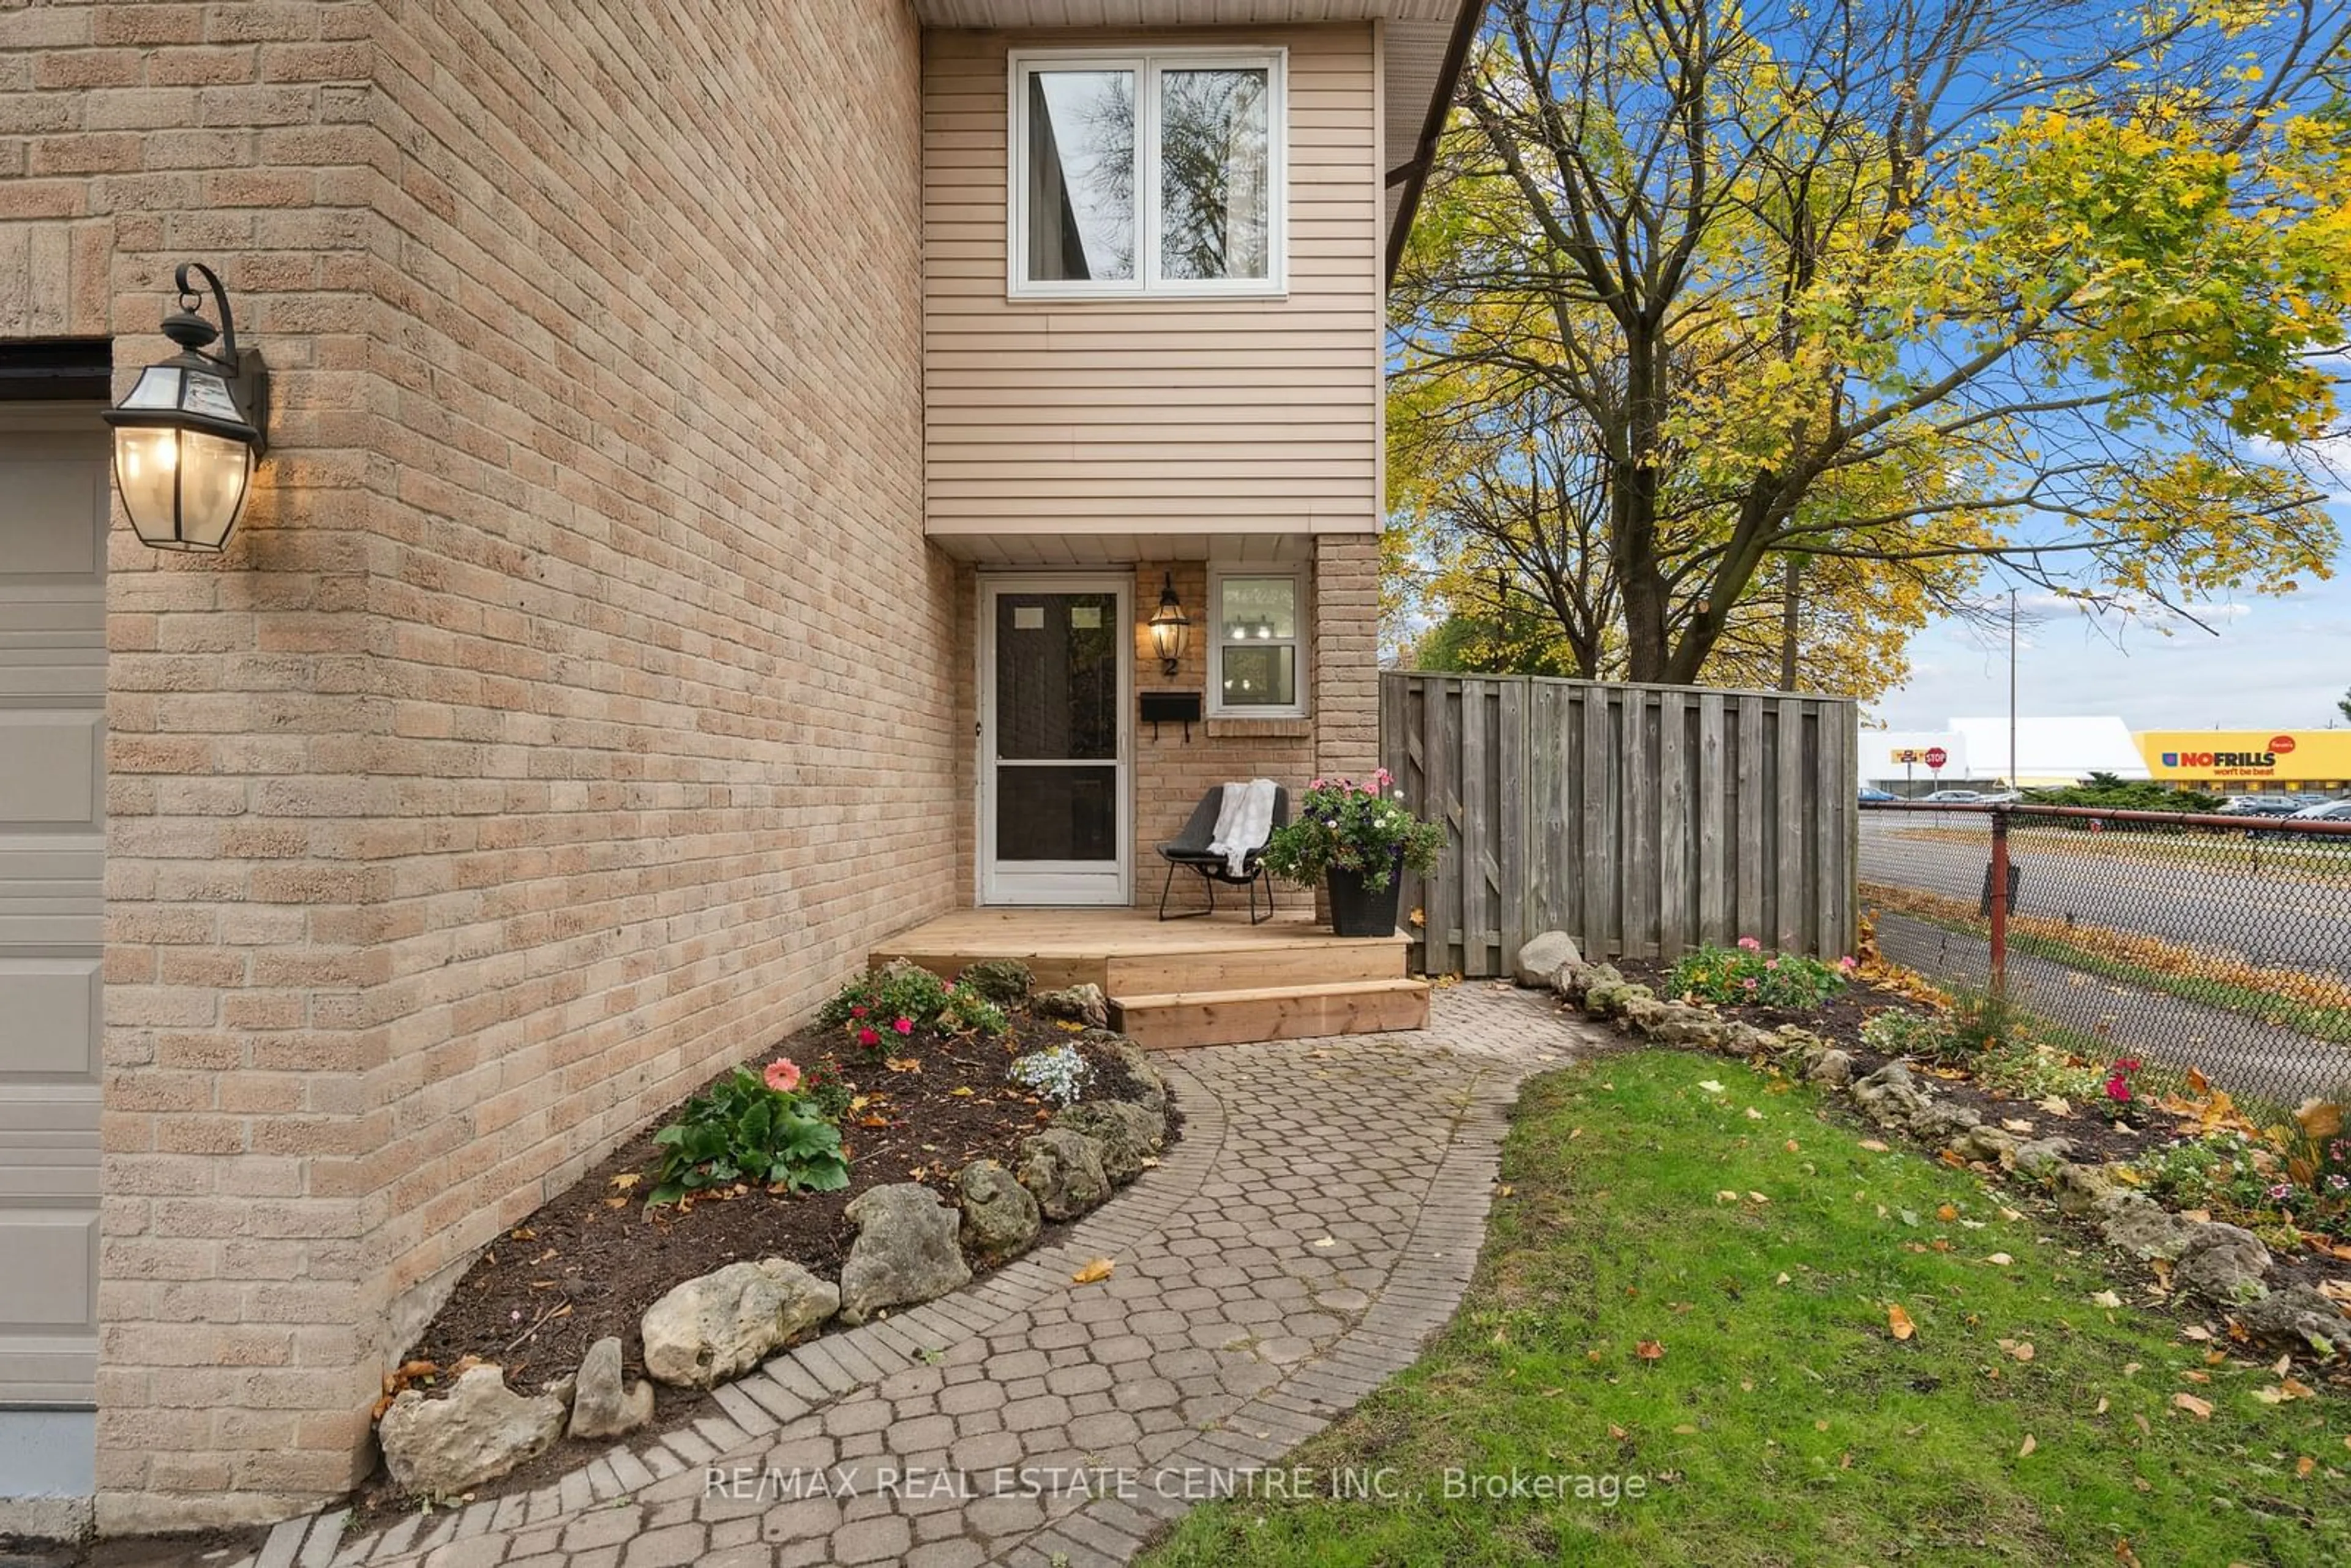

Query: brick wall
[[2, 0, 948, 1532]]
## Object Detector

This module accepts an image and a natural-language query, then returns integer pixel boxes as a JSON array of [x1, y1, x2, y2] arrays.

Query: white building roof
[[1946, 715, 2147, 785]]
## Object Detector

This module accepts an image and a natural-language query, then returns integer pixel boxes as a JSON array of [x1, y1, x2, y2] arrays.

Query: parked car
[[2215, 795, 2303, 817], [1858, 786, 1897, 802], [2288, 800, 2351, 820], [1920, 789, 1983, 803]]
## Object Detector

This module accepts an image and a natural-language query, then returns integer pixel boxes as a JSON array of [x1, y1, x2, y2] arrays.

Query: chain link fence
[[1858, 800, 2351, 1109]]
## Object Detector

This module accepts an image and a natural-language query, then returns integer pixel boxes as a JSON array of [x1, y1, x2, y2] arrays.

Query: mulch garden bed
[[354, 1004, 1172, 1517], [1608, 957, 2351, 1302]]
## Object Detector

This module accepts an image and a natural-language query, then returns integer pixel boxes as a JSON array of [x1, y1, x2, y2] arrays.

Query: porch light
[[1149, 572, 1190, 677], [103, 261, 268, 552]]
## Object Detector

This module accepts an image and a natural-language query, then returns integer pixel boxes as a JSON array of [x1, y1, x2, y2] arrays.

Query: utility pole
[[2008, 588, 2019, 789]]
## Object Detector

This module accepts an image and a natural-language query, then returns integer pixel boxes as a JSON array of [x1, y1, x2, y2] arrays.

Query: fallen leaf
[[2172, 1393, 2213, 1420], [2001, 1118, 2036, 1133], [1608, 1423, 1629, 1439], [2039, 1096, 2074, 1117], [1859, 1139, 1890, 1153], [2297, 1455, 2316, 1479], [1785, 1139, 1801, 1153], [2091, 1291, 2123, 1309], [607, 1173, 640, 1191], [2181, 1325, 2211, 1341], [1775, 1272, 1791, 1285], [1636, 1340, 1665, 1362], [1698, 1080, 1725, 1093], [885, 1056, 922, 1073], [1987, 1253, 2014, 1266], [949, 1086, 975, 1097], [1888, 1304, 1916, 1341], [1071, 1258, 1115, 1285], [2095, 1397, 2109, 1414], [1747, 1191, 1769, 1204], [1310, 1237, 1336, 1249], [602, 1196, 628, 1209], [1745, 1107, 1764, 1120], [2008, 1341, 2035, 1362], [1937, 1204, 1959, 1223], [1673, 1423, 1698, 1435], [1717, 1190, 1741, 1203], [2179, 1369, 2210, 1383], [2018, 1433, 2037, 1457], [1999, 1207, 2023, 1221]]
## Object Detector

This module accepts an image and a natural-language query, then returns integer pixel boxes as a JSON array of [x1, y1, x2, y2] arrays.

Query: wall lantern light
[[1148, 571, 1190, 677], [103, 261, 268, 552]]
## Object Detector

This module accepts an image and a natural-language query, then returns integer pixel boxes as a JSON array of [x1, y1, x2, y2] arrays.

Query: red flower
[[849, 1003, 868, 1019], [2104, 1076, 2132, 1103], [893, 1016, 913, 1035], [857, 1026, 880, 1048]]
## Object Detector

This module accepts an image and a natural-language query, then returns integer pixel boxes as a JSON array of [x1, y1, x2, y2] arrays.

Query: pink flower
[[1737, 936, 1762, 953], [1766, 958, 1780, 970], [2267, 1182, 2293, 1201], [763, 1059, 803, 1094], [893, 1016, 913, 1036], [1310, 778, 1325, 790], [857, 1026, 880, 1048], [1837, 955, 1858, 972], [2104, 1076, 2132, 1103]]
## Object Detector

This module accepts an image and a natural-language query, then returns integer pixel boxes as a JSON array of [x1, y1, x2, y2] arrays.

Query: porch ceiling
[[929, 530, 1316, 565], [907, 2, 1480, 276]]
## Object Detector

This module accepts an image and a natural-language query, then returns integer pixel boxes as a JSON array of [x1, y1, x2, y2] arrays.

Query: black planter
[[1326, 861, 1404, 937]]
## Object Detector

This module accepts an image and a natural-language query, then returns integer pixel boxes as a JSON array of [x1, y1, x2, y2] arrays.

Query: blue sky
[[1872, 570, 2351, 732]]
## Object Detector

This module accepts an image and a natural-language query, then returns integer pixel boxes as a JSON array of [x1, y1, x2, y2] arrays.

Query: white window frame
[[1008, 47, 1289, 301], [1207, 566, 1308, 719]]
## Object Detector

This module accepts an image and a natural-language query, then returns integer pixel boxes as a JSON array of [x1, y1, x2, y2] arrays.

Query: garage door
[[0, 415, 106, 1408]]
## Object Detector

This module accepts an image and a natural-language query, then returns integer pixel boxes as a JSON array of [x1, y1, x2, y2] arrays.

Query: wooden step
[[1108, 978, 1431, 1051], [1104, 937, 1405, 996]]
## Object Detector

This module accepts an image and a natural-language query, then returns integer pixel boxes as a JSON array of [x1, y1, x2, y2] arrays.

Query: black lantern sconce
[[103, 261, 269, 552], [1147, 571, 1190, 677]]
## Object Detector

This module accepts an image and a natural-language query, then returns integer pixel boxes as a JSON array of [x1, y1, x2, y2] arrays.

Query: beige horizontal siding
[[923, 24, 1381, 537]]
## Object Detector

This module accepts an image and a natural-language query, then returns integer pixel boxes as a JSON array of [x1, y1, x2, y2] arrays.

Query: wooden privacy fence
[[1381, 673, 1860, 978]]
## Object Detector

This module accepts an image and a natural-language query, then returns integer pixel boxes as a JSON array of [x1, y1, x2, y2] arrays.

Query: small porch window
[[1011, 49, 1286, 299], [1209, 569, 1305, 718]]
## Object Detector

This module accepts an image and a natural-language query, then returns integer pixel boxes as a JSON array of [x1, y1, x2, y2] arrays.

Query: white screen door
[[980, 576, 1130, 904]]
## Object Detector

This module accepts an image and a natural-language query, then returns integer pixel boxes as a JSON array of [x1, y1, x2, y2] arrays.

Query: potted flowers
[[1261, 769, 1445, 937]]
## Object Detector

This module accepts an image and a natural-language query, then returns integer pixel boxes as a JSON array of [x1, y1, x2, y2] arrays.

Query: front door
[[980, 576, 1130, 904]]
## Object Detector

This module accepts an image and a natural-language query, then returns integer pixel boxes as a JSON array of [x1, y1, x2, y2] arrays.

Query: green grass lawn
[[1141, 1050, 2350, 1566]]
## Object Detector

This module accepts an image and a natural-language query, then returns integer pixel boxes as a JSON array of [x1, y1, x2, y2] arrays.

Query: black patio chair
[[1156, 784, 1291, 923]]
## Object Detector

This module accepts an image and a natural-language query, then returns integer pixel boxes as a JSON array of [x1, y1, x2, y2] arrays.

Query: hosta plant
[[647, 1060, 849, 1204]]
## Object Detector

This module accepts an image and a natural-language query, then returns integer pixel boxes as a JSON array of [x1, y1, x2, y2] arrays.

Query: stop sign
[[1924, 746, 1948, 770]]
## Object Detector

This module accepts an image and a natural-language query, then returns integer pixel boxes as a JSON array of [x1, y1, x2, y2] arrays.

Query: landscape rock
[[956, 1159, 1041, 1261], [2232, 1285, 2351, 1356], [1645, 1002, 1725, 1047], [2009, 1138, 2075, 1177], [1619, 994, 1672, 1032], [376, 1364, 566, 1498], [565, 1336, 653, 1441], [1583, 980, 1652, 1021], [1018, 1128, 1111, 1220], [1850, 1062, 1930, 1130], [1554, 962, 1621, 1004], [640, 1259, 838, 1387], [2052, 1160, 2124, 1217], [1803, 1048, 1856, 1087], [1954, 1125, 2018, 1165], [1035, 983, 1110, 1030], [1910, 1101, 1982, 1145], [1052, 1100, 1163, 1185], [1514, 931, 1582, 986], [2097, 1194, 2192, 1261], [2172, 1222, 2273, 1306], [1079, 1030, 1169, 1117], [955, 958, 1033, 1005], [838, 1183, 972, 1325]]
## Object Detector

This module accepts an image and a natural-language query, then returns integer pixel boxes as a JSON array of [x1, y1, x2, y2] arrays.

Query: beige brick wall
[[3, 0, 948, 1532]]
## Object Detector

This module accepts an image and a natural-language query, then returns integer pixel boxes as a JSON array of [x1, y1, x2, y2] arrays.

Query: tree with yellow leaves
[[1393, 0, 2349, 692]]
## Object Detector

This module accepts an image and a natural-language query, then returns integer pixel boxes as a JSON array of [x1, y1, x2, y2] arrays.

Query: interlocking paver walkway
[[178, 984, 1598, 1568]]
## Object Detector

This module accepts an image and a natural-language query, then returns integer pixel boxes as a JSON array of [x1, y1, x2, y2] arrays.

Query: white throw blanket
[[1209, 777, 1279, 878]]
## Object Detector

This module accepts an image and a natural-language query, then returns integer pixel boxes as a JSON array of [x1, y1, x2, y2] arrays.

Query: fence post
[[1987, 805, 2011, 998]]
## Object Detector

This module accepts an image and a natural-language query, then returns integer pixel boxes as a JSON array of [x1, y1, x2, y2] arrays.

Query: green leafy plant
[[796, 1056, 855, 1123], [1972, 1042, 2109, 1104], [937, 981, 1010, 1037], [819, 961, 952, 1051], [646, 1060, 849, 1204], [1666, 937, 1852, 1010], [1859, 1008, 1968, 1065], [1261, 770, 1444, 893]]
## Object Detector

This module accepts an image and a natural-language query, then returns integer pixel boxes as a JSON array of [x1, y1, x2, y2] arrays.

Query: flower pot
[[1325, 862, 1404, 938]]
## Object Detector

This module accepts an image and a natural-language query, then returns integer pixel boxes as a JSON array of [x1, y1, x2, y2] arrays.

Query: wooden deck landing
[[871, 907, 1428, 1049]]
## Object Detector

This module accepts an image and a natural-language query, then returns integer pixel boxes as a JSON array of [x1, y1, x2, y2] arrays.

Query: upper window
[[1210, 570, 1306, 717], [1012, 50, 1286, 299]]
